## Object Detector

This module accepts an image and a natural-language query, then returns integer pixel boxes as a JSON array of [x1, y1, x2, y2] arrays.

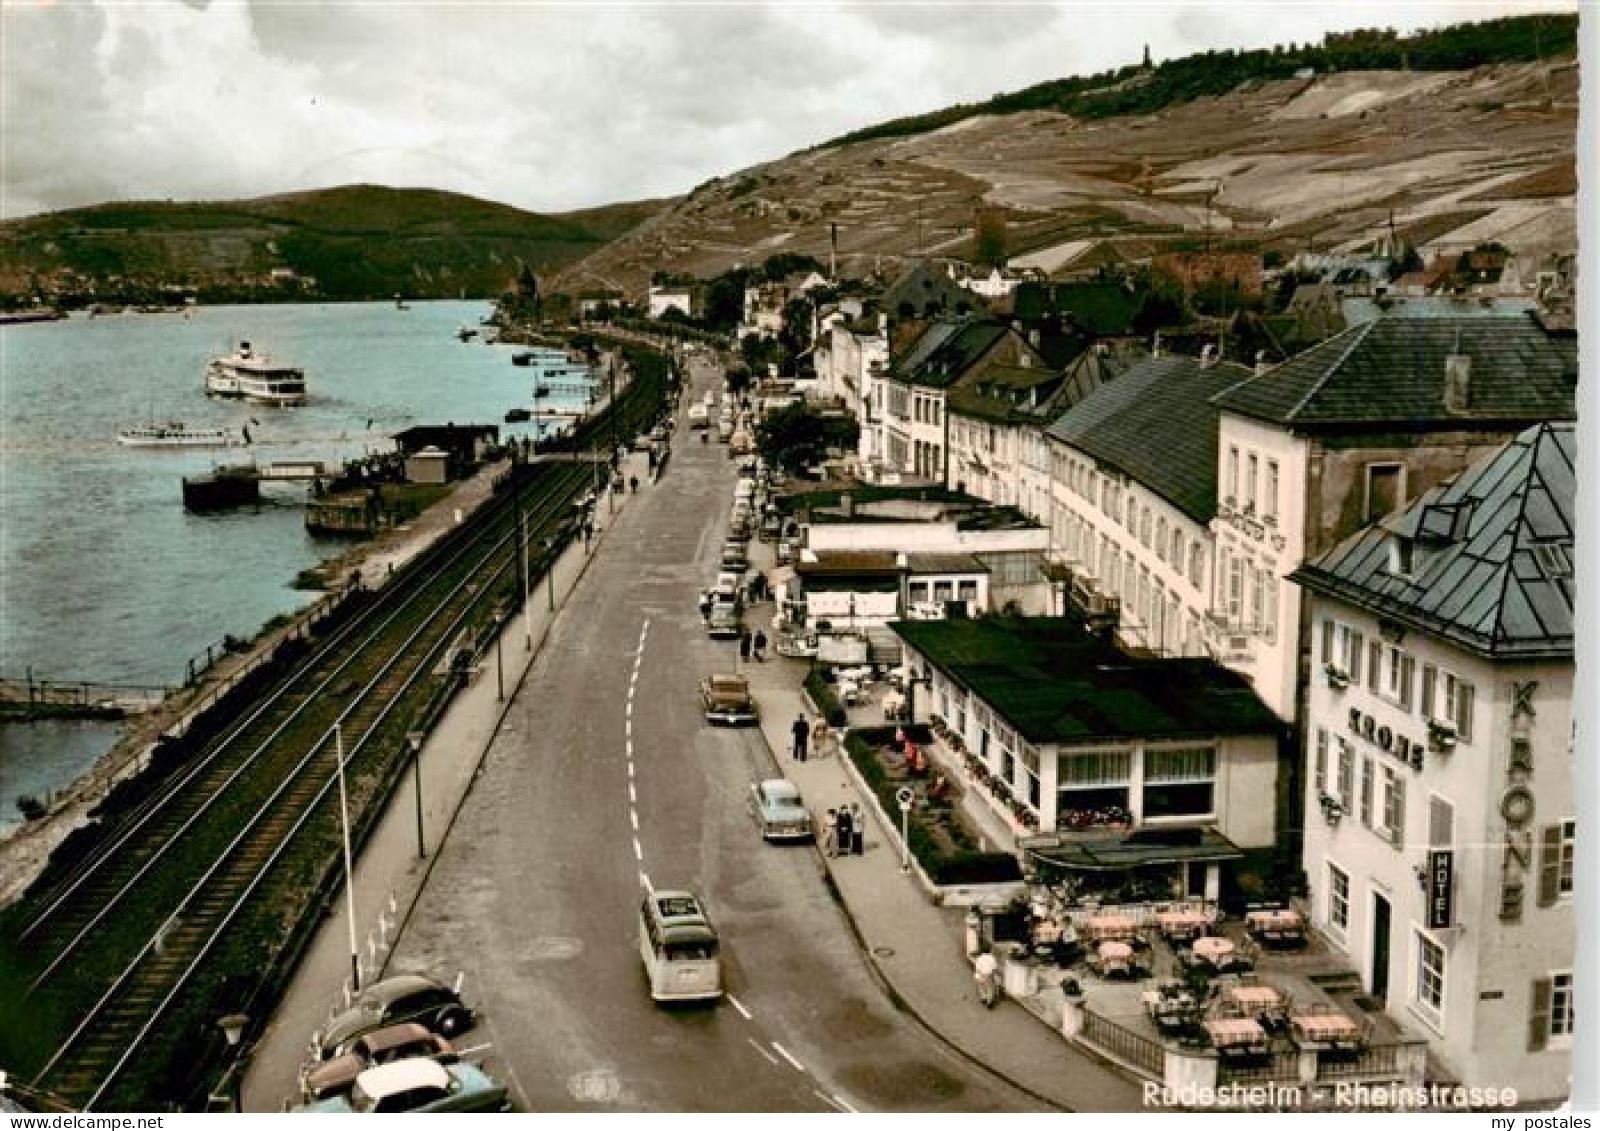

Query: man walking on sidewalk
[[791, 713, 809, 761]]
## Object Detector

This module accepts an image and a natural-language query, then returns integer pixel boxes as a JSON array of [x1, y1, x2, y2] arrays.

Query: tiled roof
[[1291, 422, 1575, 659], [1044, 355, 1249, 525], [1210, 313, 1576, 427], [892, 618, 1280, 745], [893, 320, 1010, 389]]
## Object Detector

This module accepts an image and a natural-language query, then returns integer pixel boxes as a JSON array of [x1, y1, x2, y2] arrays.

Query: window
[[1380, 765, 1406, 847], [1385, 646, 1415, 710], [1360, 756, 1375, 826], [1428, 795, 1454, 848], [1171, 528, 1183, 567], [1227, 446, 1239, 502], [1314, 727, 1329, 794], [1125, 494, 1137, 530], [1139, 507, 1152, 547], [1539, 819, 1576, 905], [1328, 863, 1350, 934], [1423, 667, 1477, 742], [1246, 454, 1258, 511], [1143, 746, 1216, 819], [956, 579, 978, 602], [1249, 565, 1266, 629], [1227, 556, 1244, 625], [1336, 740, 1354, 810], [1188, 542, 1205, 589], [1156, 517, 1168, 561], [909, 581, 930, 602], [1021, 744, 1041, 808], [1265, 459, 1279, 519], [1550, 973, 1575, 1039], [1366, 463, 1404, 521], [1057, 750, 1132, 823], [1415, 932, 1445, 1018]]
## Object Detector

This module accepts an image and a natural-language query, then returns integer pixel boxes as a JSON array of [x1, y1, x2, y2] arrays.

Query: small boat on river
[[117, 421, 243, 448]]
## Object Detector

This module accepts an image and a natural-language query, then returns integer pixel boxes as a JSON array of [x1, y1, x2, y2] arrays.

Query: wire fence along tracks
[[0, 359, 671, 1110]]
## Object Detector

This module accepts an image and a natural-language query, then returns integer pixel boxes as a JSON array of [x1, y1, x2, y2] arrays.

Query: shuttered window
[[1336, 741, 1354, 809], [1421, 664, 1437, 719], [1321, 619, 1334, 665], [1359, 757, 1374, 826], [1428, 796, 1454, 848], [1350, 631, 1364, 685], [1528, 977, 1552, 1051], [1537, 820, 1575, 907], [1314, 728, 1329, 795]]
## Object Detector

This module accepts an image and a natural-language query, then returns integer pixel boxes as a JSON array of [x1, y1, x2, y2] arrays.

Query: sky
[[0, 0, 1578, 221]]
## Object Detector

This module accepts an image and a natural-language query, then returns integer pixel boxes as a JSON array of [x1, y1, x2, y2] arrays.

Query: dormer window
[[1391, 535, 1415, 578]]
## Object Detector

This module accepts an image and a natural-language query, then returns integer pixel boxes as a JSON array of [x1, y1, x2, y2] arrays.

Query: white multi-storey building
[[1206, 312, 1577, 723], [1044, 354, 1249, 660], [1291, 422, 1575, 1106]]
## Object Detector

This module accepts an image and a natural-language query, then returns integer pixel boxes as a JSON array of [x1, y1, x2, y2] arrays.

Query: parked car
[[316, 974, 475, 1061], [706, 599, 743, 640], [721, 545, 749, 572], [301, 1023, 456, 1103], [701, 673, 758, 725], [295, 1058, 509, 1113], [748, 779, 814, 842]]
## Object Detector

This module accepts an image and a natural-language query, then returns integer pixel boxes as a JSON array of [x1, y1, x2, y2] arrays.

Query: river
[[0, 300, 586, 833]]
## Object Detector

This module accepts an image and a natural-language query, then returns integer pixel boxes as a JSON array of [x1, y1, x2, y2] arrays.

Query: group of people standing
[[822, 803, 865, 858]]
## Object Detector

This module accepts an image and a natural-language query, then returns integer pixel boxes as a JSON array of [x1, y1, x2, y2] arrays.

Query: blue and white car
[[748, 779, 813, 842], [294, 1058, 509, 1113]]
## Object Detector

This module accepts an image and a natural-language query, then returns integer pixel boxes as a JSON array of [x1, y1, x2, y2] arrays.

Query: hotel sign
[[1498, 682, 1538, 923], [1426, 850, 1454, 929], [1347, 707, 1424, 771]]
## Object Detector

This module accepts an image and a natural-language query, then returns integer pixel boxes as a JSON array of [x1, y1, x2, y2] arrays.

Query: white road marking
[[625, 719, 632, 740], [627, 761, 635, 778], [815, 1090, 844, 1112], [629, 782, 637, 804], [830, 1093, 858, 1113], [630, 810, 639, 831], [771, 1042, 804, 1073], [632, 836, 643, 861], [638, 871, 652, 892], [626, 701, 633, 718], [727, 994, 752, 1021], [746, 1038, 779, 1067]]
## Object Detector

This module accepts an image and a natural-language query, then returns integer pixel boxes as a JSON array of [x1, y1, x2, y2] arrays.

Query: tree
[[755, 402, 860, 477]]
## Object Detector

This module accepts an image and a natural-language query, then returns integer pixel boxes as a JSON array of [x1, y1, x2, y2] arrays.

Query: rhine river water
[[0, 301, 586, 832]]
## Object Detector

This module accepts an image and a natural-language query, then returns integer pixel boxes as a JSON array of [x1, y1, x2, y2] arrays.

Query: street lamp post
[[406, 731, 426, 859], [519, 494, 532, 652], [333, 723, 360, 993], [210, 1012, 249, 1112], [545, 539, 556, 612], [493, 609, 505, 702]]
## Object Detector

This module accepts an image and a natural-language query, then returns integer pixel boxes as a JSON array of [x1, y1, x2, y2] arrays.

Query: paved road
[[386, 355, 1043, 1112]]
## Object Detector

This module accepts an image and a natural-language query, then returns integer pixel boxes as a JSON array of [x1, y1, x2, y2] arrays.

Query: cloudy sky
[[0, 1, 1576, 220]]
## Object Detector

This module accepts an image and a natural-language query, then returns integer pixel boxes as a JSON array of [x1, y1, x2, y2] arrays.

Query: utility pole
[[519, 493, 532, 651]]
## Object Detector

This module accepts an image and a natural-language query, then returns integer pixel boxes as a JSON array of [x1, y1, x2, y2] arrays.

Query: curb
[[753, 698, 1072, 1113]]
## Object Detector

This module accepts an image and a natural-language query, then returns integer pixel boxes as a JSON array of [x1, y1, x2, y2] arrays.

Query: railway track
[[0, 353, 672, 1108]]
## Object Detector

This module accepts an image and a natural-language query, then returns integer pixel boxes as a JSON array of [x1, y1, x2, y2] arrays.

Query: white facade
[[949, 413, 1023, 507], [884, 379, 947, 481], [1046, 435, 1215, 659], [1302, 595, 1574, 1104], [1206, 412, 1310, 720], [813, 311, 888, 470], [807, 521, 1050, 614], [908, 645, 1279, 868], [954, 265, 1022, 298], [647, 286, 693, 319]]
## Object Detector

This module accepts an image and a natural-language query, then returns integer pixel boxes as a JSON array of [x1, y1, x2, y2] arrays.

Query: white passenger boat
[[206, 341, 307, 406], [116, 421, 243, 448]]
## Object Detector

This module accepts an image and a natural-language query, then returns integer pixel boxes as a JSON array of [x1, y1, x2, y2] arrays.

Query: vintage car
[[301, 1023, 456, 1103], [295, 1058, 509, 1113], [706, 598, 744, 640], [316, 974, 474, 1061], [748, 779, 814, 842], [701, 673, 758, 725]]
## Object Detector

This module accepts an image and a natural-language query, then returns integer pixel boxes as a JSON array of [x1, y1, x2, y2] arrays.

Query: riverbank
[[0, 458, 511, 908]]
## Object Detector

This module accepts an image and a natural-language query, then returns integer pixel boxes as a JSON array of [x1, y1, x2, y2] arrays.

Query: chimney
[[1029, 328, 1041, 347], [1255, 349, 1268, 376], [1443, 351, 1471, 413], [1199, 343, 1216, 369]]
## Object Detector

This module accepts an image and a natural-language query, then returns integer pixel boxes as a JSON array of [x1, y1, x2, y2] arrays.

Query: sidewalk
[[240, 451, 651, 1113], [736, 648, 1144, 1112]]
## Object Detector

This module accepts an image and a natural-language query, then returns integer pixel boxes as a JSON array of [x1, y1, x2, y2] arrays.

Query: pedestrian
[[822, 809, 838, 857], [836, 805, 854, 857], [698, 589, 712, 622], [629, 474, 639, 493], [753, 630, 767, 661], [791, 713, 809, 761], [739, 631, 752, 663], [851, 803, 865, 855]]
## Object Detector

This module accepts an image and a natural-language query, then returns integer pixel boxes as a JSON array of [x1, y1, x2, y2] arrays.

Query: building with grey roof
[[1289, 422, 1574, 1105], [1204, 309, 1575, 722]]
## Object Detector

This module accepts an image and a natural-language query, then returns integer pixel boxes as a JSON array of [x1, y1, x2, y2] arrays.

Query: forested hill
[[0, 185, 671, 304], [823, 12, 1577, 149]]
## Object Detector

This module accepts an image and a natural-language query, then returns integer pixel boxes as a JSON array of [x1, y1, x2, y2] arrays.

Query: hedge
[[845, 727, 1020, 887], [803, 669, 848, 727]]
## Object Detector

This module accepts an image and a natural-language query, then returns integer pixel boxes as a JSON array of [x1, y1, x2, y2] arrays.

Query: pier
[[0, 674, 171, 720]]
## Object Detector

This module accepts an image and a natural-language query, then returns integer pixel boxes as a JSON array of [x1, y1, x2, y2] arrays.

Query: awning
[[1019, 827, 1243, 872]]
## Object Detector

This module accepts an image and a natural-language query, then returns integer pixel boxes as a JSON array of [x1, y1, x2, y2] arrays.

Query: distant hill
[[0, 185, 672, 304], [556, 12, 1578, 297]]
